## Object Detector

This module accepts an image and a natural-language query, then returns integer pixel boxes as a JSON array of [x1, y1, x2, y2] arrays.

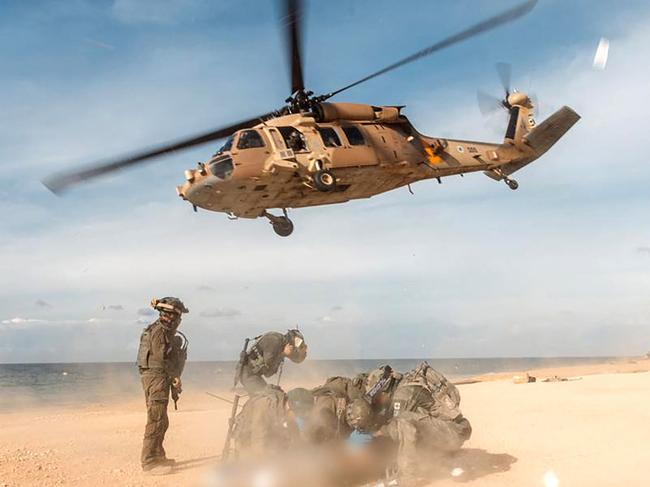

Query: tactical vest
[[137, 323, 159, 369], [391, 362, 461, 421], [246, 333, 286, 377], [137, 322, 186, 372]]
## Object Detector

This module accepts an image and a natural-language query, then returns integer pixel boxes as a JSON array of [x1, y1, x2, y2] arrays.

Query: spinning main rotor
[[43, 0, 538, 194]]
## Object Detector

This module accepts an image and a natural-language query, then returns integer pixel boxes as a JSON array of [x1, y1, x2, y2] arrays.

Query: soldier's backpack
[[232, 387, 291, 454], [394, 361, 461, 420]]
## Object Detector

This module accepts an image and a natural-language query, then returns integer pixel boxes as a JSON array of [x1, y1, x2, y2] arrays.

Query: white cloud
[[199, 308, 242, 319], [2, 317, 45, 325], [2, 6, 650, 361], [1, 317, 109, 326], [137, 307, 157, 316]]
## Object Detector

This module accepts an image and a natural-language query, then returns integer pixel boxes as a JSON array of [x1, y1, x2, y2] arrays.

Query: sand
[[1, 358, 649, 487]]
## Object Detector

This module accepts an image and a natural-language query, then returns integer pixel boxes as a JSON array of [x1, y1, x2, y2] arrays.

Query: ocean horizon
[[0, 356, 628, 412]]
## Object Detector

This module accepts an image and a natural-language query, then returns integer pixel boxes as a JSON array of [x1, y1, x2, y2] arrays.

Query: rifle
[[233, 338, 250, 388], [168, 331, 188, 411], [172, 387, 180, 410], [222, 394, 241, 461]]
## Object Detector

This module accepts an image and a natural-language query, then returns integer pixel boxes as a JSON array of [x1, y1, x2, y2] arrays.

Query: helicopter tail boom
[[498, 105, 580, 176]]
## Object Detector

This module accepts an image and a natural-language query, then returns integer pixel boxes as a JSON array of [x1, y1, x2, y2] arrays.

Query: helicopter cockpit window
[[209, 156, 234, 180], [278, 126, 308, 152], [215, 135, 234, 154], [317, 127, 342, 148], [342, 126, 366, 146], [237, 130, 265, 149]]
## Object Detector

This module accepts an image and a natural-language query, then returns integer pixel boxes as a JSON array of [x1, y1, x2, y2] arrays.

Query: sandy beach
[[1, 358, 649, 487]]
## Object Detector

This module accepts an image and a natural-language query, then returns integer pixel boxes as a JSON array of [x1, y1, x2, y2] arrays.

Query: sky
[[2, 0, 650, 363]]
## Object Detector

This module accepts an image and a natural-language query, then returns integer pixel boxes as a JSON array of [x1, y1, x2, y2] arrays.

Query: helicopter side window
[[237, 130, 265, 149], [278, 126, 308, 152], [342, 126, 366, 146], [317, 127, 342, 148]]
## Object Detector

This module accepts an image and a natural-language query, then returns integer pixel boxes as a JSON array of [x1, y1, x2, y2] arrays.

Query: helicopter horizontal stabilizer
[[499, 106, 580, 176]]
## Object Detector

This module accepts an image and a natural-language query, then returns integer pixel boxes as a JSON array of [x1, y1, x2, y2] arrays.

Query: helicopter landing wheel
[[506, 178, 519, 190], [262, 210, 294, 237], [313, 169, 337, 192], [272, 217, 294, 237]]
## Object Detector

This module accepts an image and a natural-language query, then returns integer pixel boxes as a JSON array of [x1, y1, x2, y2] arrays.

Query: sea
[[0, 357, 620, 412]]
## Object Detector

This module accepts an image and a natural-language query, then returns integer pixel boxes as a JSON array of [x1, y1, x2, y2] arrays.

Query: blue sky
[[2, 0, 650, 363]]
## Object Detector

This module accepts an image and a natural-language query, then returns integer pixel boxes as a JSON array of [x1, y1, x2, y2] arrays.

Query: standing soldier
[[234, 329, 307, 394], [136, 297, 189, 475]]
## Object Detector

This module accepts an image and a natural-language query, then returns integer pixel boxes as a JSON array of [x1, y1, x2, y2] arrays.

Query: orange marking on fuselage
[[425, 146, 441, 165]]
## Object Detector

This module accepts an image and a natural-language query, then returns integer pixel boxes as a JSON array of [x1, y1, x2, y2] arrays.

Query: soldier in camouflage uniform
[[378, 362, 472, 485], [236, 329, 307, 394], [136, 297, 189, 475], [360, 364, 404, 431], [304, 375, 367, 443], [232, 386, 310, 458]]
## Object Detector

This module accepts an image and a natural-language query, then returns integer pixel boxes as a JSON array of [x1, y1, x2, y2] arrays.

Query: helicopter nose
[[177, 154, 235, 202]]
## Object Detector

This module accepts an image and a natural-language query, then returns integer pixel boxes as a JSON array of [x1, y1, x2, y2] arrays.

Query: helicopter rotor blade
[[283, 0, 305, 95], [477, 89, 504, 116], [42, 111, 277, 194], [319, 0, 537, 101], [495, 62, 512, 95]]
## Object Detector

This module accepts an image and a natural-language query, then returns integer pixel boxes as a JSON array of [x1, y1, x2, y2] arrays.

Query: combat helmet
[[151, 297, 189, 315], [345, 398, 373, 433], [285, 329, 307, 363], [364, 365, 401, 401]]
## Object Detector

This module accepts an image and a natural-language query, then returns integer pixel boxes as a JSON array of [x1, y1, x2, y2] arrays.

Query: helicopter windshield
[[209, 156, 234, 180], [215, 135, 234, 155]]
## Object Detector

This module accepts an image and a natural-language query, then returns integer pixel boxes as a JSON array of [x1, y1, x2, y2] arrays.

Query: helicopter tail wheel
[[506, 178, 519, 190], [313, 169, 337, 192]]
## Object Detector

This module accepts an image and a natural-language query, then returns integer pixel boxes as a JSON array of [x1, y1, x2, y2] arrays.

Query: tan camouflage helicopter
[[44, 0, 579, 237]]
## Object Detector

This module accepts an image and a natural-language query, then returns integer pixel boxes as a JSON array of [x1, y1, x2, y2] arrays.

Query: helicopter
[[44, 0, 580, 237]]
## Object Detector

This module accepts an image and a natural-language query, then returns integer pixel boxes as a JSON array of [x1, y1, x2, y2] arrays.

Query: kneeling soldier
[[380, 362, 472, 486]]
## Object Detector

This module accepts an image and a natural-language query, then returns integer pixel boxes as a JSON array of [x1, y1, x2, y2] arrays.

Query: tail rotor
[[476, 62, 536, 117]]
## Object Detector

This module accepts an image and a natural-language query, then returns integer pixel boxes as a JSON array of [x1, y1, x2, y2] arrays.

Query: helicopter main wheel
[[506, 178, 519, 190], [272, 217, 294, 237], [313, 169, 337, 192]]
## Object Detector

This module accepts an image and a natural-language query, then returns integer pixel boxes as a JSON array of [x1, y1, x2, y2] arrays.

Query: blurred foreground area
[[0, 358, 649, 487]]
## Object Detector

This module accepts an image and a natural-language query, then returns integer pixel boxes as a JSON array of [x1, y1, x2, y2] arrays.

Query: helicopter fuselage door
[[230, 129, 271, 179], [330, 125, 377, 168]]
